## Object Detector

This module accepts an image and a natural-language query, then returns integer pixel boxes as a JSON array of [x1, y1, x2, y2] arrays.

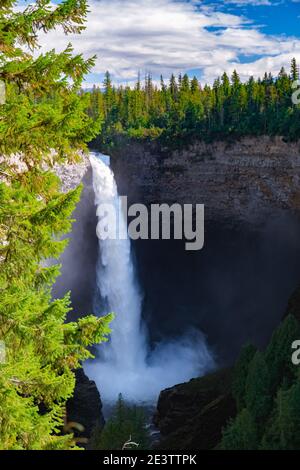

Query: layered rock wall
[[110, 136, 300, 226]]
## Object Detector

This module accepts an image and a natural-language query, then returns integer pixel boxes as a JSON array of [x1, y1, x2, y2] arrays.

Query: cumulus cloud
[[35, 0, 300, 85]]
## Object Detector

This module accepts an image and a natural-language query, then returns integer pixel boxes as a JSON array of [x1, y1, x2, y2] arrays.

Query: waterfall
[[89, 151, 146, 370], [84, 152, 214, 404]]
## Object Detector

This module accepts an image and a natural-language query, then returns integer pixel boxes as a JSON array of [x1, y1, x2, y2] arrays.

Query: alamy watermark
[[96, 196, 205, 251], [292, 80, 300, 105], [292, 340, 300, 365]]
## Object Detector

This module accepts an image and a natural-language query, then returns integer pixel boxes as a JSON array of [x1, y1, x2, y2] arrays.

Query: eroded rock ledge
[[55, 153, 90, 193], [153, 368, 236, 450], [110, 136, 300, 226]]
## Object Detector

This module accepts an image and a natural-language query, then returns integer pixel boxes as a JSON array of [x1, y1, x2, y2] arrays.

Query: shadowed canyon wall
[[109, 136, 300, 363], [52, 163, 98, 320], [55, 137, 300, 365]]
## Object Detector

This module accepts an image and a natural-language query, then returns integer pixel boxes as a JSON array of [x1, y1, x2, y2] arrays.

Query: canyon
[[55, 136, 300, 448]]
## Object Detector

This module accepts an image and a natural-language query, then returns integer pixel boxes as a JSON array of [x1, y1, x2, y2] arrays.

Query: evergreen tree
[[291, 58, 299, 82], [264, 315, 300, 392], [180, 74, 190, 93], [160, 75, 166, 93], [104, 71, 113, 94], [245, 351, 272, 422], [231, 70, 241, 88], [169, 74, 178, 99], [221, 72, 230, 97], [136, 72, 141, 92], [190, 76, 200, 94], [222, 315, 300, 450], [95, 394, 150, 450], [221, 409, 258, 450], [262, 378, 300, 450], [0, 1, 112, 449], [232, 344, 257, 411], [87, 61, 300, 145], [103, 71, 114, 119]]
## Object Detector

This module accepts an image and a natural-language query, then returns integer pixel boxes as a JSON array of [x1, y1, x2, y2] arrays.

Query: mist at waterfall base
[[84, 153, 214, 404]]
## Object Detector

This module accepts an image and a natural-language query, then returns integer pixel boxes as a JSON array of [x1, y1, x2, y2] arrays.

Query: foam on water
[[84, 152, 214, 403]]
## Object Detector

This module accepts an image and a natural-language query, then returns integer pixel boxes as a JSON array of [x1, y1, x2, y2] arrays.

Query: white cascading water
[[84, 152, 214, 403]]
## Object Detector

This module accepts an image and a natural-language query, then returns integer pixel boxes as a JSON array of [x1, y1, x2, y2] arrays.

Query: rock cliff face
[[54, 153, 90, 193], [155, 294, 300, 451], [110, 136, 300, 226], [153, 368, 236, 450], [55, 140, 300, 450], [66, 369, 105, 448], [53, 164, 98, 320], [109, 136, 300, 449]]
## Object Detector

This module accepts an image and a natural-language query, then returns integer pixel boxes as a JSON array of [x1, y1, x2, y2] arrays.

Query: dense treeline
[[86, 59, 300, 147], [221, 315, 300, 450]]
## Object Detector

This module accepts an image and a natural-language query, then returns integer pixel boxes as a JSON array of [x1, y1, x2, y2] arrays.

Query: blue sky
[[19, 0, 300, 86], [205, 0, 300, 36]]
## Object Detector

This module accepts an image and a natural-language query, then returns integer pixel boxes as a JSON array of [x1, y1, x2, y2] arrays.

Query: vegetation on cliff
[[92, 394, 150, 450], [155, 315, 300, 451], [0, 1, 112, 449], [86, 60, 300, 148], [221, 315, 300, 450]]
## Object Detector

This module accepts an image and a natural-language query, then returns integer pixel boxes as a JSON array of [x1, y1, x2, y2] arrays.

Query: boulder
[[154, 368, 236, 450]]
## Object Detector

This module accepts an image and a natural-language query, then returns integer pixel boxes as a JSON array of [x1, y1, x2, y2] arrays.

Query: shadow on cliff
[[134, 213, 300, 365], [53, 168, 300, 368], [52, 168, 98, 320]]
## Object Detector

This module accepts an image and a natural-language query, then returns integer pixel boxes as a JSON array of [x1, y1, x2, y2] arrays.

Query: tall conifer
[[0, 1, 112, 450]]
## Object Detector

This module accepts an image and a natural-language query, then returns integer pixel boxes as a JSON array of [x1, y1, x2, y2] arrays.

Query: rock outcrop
[[154, 368, 236, 450], [55, 153, 90, 193], [66, 369, 105, 447], [110, 136, 300, 226], [154, 284, 300, 451], [54, 140, 300, 450]]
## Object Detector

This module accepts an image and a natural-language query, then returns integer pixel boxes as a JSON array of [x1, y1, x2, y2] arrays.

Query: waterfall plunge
[[84, 152, 214, 403]]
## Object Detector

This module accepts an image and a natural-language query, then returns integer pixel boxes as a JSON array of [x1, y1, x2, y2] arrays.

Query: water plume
[[84, 152, 214, 403]]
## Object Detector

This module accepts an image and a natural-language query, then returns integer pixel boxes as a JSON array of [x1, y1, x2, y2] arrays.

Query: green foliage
[[221, 316, 300, 450], [94, 394, 150, 450], [221, 409, 258, 450], [0, 1, 112, 450], [262, 377, 300, 450], [265, 314, 300, 391], [85, 59, 300, 147], [232, 344, 257, 411], [245, 351, 272, 422]]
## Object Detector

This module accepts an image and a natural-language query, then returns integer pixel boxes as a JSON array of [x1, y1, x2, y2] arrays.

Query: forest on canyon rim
[[1, 0, 300, 452]]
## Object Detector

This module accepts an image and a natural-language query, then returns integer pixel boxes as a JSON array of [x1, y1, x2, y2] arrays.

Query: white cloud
[[35, 0, 300, 84]]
